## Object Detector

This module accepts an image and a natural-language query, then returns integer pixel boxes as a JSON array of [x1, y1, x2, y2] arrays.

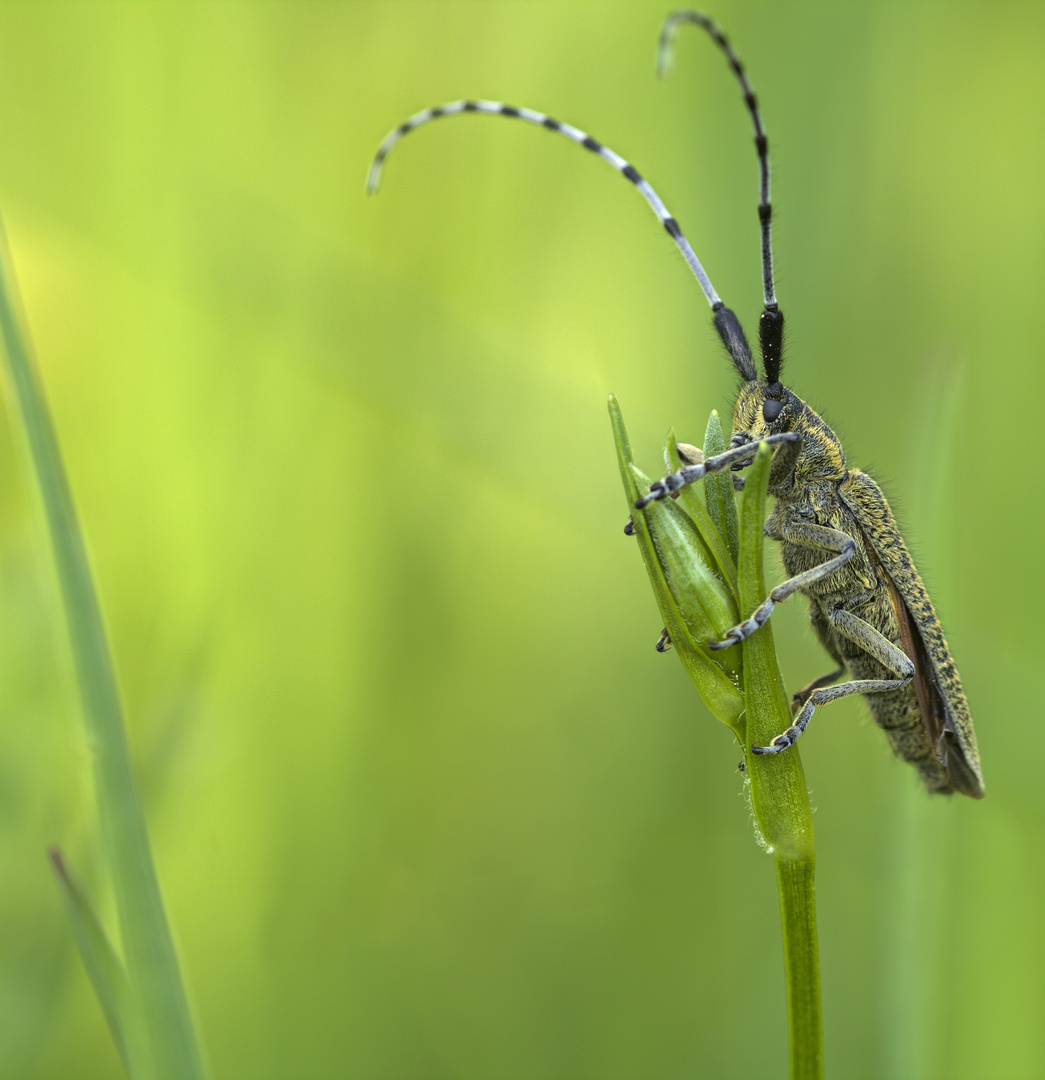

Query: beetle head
[[730, 380, 800, 444]]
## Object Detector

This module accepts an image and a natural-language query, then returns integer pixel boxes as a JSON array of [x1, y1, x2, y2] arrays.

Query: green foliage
[[48, 849, 145, 1076], [1, 240, 205, 1079]]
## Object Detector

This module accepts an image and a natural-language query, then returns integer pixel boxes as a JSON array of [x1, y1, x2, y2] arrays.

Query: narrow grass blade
[[48, 848, 151, 1077], [0, 228, 205, 1080], [702, 410, 739, 563]]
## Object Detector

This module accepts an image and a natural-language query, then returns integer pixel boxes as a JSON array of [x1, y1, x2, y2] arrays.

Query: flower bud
[[610, 396, 744, 732]]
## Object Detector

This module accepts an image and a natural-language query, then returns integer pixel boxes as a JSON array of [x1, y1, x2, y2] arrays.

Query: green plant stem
[[776, 858, 821, 1080], [0, 228, 205, 1079], [611, 406, 821, 1078], [739, 445, 822, 1080]]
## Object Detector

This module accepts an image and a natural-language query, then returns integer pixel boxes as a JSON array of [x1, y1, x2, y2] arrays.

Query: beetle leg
[[627, 442, 701, 534], [755, 609, 916, 753], [827, 608, 916, 678], [791, 667, 845, 715], [709, 523, 857, 649], [753, 676, 910, 755], [790, 606, 846, 713], [634, 432, 799, 508]]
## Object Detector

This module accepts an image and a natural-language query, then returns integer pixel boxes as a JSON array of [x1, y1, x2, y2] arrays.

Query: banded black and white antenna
[[659, 10, 784, 386], [367, 98, 758, 383]]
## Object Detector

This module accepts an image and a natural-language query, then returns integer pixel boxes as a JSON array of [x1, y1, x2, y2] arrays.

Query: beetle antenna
[[659, 11, 784, 384], [368, 99, 758, 381]]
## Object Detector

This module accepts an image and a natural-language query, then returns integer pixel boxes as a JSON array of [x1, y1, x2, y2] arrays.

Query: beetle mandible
[[368, 10, 984, 798]]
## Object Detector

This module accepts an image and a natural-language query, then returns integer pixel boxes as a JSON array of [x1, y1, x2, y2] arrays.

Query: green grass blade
[[702, 410, 739, 564], [882, 363, 965, 1080], [48, 848, 152, 1077], [0, 229, 206, 1080]]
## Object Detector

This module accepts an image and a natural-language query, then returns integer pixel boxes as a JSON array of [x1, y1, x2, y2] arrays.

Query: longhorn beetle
[[368, 11, 984, 798]]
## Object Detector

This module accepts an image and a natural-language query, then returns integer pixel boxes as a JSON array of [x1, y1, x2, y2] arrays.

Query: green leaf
[[665, 429, 738, 601], [702, 410, 739, 564], [49, 848, 150, 1078], [1, 233, 206, 1079]]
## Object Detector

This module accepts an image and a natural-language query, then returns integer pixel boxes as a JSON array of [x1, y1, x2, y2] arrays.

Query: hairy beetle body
[[733, 385, 983, 797]]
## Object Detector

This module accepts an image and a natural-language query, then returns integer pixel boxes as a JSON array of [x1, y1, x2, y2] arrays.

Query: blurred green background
[[2, 2, 1044, 1078]]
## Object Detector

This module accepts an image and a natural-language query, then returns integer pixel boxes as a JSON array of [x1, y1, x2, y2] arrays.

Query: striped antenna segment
[[658, 11, 777, 312], [367, 99, 721, 309]]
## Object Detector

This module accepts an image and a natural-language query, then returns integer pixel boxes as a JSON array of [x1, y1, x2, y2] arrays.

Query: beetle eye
[[763, 398, 783, 422]]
